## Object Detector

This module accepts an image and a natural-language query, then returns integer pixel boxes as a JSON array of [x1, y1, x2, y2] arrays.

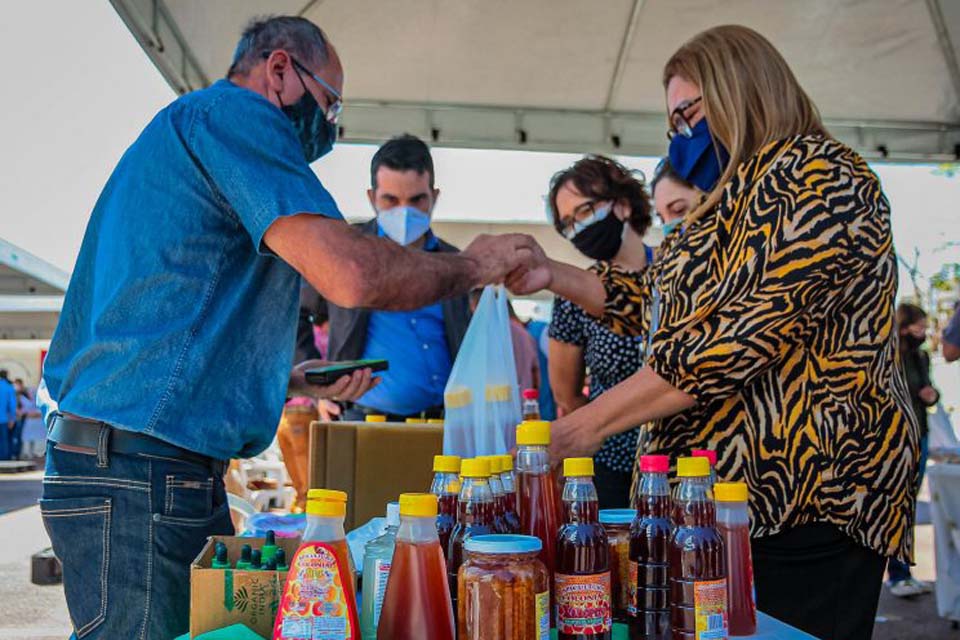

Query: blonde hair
[[664, 25, 828, 224]]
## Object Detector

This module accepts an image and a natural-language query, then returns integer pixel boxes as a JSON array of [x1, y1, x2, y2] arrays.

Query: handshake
[[461, 233, 553, 295]]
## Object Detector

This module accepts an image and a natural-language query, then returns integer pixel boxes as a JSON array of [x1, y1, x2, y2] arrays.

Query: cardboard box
[[308, 420, 443, 529], [190, 535, 301, 639]]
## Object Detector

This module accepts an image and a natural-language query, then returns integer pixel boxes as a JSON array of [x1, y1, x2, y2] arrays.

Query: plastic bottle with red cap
[[522, 388, 541, 421], [628, 455, 672, 640], [691, 449, 717, 488]]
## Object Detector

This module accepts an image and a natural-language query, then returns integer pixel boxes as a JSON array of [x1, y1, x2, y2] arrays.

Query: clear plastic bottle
[[690, 450, 717, 488], [715, 482, 755, 636], [447, 458, 497, 625], [522, 388, 541, 421], [484, 455, 520, 534], [498, 454, 518, 514], [378, 493, 455, 640], [431, 454, 462, 553], [628, 455, 672, 640], [360, 501, 400, 639], [670, 457, 727, 640], [303, 488, 356, 597], [515, 421, 561, 586]]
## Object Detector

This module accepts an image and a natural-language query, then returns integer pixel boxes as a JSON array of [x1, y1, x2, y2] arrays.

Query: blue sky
[[2, 1, 959, 299]]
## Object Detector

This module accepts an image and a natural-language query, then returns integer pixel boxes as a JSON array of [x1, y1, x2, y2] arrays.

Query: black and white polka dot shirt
[[549, 292, 645, 473]]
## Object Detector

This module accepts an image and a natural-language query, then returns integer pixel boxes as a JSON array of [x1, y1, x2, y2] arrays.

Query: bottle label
[[371, 558, 392, 626], [694, 578, 728, 640], [627, 560, 638, 616], [535, 590, 550, 640], [273, 542, 359, 640], [554, 571, 613, 635]]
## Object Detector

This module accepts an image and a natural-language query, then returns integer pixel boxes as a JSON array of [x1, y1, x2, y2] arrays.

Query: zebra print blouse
[[597, 135, 920, 561]]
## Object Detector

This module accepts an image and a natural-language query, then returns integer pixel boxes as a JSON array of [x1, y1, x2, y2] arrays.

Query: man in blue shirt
[[0, 371, 14, 460], [326, 135, 471, 420], [39, 16, 531, 639]]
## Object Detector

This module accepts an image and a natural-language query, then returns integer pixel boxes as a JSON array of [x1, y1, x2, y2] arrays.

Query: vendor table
[[547, 612, 816, 639]]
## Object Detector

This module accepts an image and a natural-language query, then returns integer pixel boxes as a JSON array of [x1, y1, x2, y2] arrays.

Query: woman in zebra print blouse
[[506, 25, 919, 640]]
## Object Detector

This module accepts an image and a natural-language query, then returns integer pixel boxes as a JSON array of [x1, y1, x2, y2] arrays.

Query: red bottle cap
[[522, 388, 539, 400], [691, 449, 717, 467], [639, 455, 669, 473]]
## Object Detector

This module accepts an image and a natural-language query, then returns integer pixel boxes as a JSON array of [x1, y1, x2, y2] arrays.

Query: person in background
[[38, 17, 529, 639], [525, 314, 558, 420], [888, 303, 937, 597], [11, 378, 29, 460], [650, 158, 699, 238], [545, 155, 654, 509], [941, 301, 960, 362], [17, 385, 44, 460], [327, 134, 472, 422], [509, 301, 540, 393], [0, 371, 14, 460]]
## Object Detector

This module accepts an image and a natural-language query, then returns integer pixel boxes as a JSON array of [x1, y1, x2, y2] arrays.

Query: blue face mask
[[661, 219, 682, 237], [377, 206, 432, 245], [279, 69, 337, 163], [668, 118, 728, 193]]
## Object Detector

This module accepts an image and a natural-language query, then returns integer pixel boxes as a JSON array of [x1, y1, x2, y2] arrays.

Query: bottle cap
[[640, 455, 670, 473], [714, 481, 748, 502], [677, 456, 710, 478], [482, 455, 503, 474], [498, 454, 514, 472], [240, 544, 252, 561], [264, 557, 278, 571], [399, 492, 438, 517], [464, 534, 542, 555], [307, 488, 348, 503], [405, 418, 423, 424], [365, 415, 387, 423], [563, 457, 594, 477], [444, 386, 472, 409], [599, 509, 637, 525], [306, 499, 346, 517], [516, 421, 551, 445], [264, 530, 276, 546], [385, 501, 401, 527], [691, 449, 717, 467], [275, 548, 288, 569], [250, 549, 262, 569], [460, 457, 491, 478], [433, 455, 461, 474], [522, 389, 539, 401], [427, 419, 445, 425]]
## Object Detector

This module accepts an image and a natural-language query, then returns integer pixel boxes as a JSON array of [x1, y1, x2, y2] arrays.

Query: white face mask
[[377, 205, 432, 245]]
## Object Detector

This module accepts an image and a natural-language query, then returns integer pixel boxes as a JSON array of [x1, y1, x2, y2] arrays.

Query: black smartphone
[[304, 359, 389, 386]]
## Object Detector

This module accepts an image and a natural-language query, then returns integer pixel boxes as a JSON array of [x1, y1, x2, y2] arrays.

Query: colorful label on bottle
[[694, 578, 728, 640], [554, 572, 612, 635], [535, 590, 550, 639], [272, 542, 359, 640], [627, 560, 638, 616], [371, 558, 391, 627]]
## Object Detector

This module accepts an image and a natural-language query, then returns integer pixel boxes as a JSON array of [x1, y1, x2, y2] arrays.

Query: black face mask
[[278, 68, 336, 163], [570, 213, 624, 261], [902, 333, 925, 350]]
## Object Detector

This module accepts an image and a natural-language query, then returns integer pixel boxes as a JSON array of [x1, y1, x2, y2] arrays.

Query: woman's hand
[[289, 359, 381, 401], [548, 411, 607, 464], [505, 240, 553, 295]]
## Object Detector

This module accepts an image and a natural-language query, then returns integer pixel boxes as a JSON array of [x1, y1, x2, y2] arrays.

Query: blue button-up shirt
[[0, 380, 15, 424], [357, 228, 452, 415], [41, 79, 341, 460]]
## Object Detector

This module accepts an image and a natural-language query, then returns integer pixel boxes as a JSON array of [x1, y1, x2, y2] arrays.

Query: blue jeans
[[41, 437, 233, 639], [887, 434, 929, 582]]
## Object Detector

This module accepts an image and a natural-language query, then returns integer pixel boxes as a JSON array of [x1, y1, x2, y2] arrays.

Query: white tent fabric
[[111, 0, 960, 161], [0, 238, 67, 340]]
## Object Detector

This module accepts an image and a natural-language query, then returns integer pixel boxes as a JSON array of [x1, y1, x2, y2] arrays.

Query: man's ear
[[264, 50, 291, 94]]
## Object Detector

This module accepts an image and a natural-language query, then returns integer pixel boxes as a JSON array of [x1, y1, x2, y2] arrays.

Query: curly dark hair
[[547, 155, 652, 237]]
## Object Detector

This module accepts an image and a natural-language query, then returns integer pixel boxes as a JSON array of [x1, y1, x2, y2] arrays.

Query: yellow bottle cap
[[433, 455, 461, 474], [306, 499, 346, 517], [399, 492, 438, 517], [714, 481, 749, 502], [365, 415, 387, 423], [460, 457, 491, 478], [563, 457, 594, 477], [481, 455, 503, 474], [306, 488, 348, 502], [427, 419, 445, 425], [444, 386, 472, 409], [516, 421, 551, 445], [498, 454, 514, 472], [677, 456, 711, 478], [485, 384, 511, 402], [405, 418, 423, 424]]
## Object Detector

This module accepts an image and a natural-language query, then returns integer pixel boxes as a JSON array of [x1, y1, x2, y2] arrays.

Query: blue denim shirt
[[357, 227, 452, 415], [0, 379, 15, 424], [41, 79, 341, 460]]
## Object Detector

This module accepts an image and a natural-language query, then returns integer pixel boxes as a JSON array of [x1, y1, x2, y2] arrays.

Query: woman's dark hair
[[650, 158, 694, 196], [547, 155, 652, 237], [896, 303, 927, 332]]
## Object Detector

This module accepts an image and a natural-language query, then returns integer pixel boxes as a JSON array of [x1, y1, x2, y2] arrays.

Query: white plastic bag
[[443, 286, 522, 458]]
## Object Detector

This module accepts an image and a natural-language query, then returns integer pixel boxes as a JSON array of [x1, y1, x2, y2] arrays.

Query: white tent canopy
[[0, 238, 67, 340], [112, 0, 960, 162]]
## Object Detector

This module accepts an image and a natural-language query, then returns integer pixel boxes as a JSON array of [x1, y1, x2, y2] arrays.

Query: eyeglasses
[[557, 200, 613, 239], [667, 96, 702, 140], [262, 51, 344, 124]]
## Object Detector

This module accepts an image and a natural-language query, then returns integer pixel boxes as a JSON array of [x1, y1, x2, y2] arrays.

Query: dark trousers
[[752, 523, 886, 640], [594, 461, 632, 510], [8, 417, 24, 459]]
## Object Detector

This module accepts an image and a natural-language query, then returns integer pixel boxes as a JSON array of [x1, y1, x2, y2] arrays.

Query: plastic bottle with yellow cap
[[446, 459, 496, 622], [715, 482, 755, 635], [556, 457, 613, 635], [670, 458, 727, 639], [482, 455, 520, 534], [515, 420, 561, 601], [378, 493, 455, 639], [430, 455, 462, 552], [365, 414, 388, 423], [497, 453, 518, 515], [303, 488, 356, 596]]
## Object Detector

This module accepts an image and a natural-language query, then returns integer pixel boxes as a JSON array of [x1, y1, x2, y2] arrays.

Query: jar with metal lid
[[457, 534, 550, 640], [600, 508, 636, 622]]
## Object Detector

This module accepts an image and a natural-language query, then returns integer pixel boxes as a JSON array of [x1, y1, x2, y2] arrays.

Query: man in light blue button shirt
[[39, 16, 532, 639]]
